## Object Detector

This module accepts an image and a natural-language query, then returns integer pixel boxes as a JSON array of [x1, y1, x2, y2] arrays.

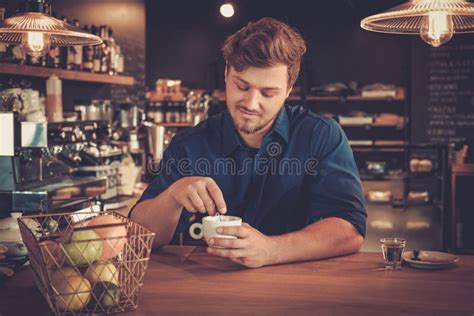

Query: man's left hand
[[206, 223, 278, 268]]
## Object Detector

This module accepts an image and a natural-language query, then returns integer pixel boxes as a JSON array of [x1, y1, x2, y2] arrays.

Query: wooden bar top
[[1, 246, 473, 315]]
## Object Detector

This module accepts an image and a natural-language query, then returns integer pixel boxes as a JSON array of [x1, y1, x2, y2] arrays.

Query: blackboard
[[411, 35, 474, 144], [110, 34, 146, 106]]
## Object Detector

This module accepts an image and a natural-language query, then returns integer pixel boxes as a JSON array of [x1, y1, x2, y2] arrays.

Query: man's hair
[[222, 17, 306, 89]]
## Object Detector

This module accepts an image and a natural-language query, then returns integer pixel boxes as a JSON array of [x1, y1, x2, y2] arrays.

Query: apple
[[51, 270, 91, 311], [61, 230, 103, 267], [84, 262, 119, 286], [39, 240, 64, 269], [87, 214, 127, 260]]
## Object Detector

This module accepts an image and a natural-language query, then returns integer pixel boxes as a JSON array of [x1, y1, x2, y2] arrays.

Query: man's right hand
[[169, 177, 227, 216]]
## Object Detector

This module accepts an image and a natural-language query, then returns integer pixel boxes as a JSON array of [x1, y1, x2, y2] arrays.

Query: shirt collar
[[272, 106, 289, 144], [221, 106, 290, 157], [222, 110, 242, 157]]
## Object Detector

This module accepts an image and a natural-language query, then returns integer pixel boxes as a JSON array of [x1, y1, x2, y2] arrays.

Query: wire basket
[[17, 204, 155, 315]]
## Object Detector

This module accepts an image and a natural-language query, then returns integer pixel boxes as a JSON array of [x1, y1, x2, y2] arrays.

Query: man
[[131, 17, 366, 268]]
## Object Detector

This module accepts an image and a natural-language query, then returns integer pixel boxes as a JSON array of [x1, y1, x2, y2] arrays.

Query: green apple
[[61, 230, 103, 267]]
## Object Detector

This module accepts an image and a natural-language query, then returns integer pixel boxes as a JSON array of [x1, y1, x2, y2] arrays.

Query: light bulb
[[20, 31, 51, 57], [220, 3, 234, 18], [420, 11, 454, 48]]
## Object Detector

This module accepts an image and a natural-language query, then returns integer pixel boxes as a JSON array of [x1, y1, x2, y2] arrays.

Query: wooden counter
[[0, 246, 473, 315]]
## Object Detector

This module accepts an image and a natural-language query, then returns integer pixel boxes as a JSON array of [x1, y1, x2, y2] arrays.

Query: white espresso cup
[[201, 215, 242, 247]]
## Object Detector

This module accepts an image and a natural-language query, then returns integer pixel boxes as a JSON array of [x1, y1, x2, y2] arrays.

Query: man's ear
[[224, 66, 228, 82], [286, 86, 293, 98]]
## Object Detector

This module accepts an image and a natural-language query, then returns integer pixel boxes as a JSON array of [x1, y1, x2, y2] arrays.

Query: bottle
[[26, 54, 42, 66], [82, 25, 94, 72], [107, 27, 118, 75], [153, 102, 164, 123], [180, 101, 187, 123], [185, 96, 193, 123], [53, 46, 61, 68], [60, 16, 69, 68], [164, 98, 173, 123], [92, 25, 101, 72], [99, 25, 109, 73], [116, 45, 124, 74], [66, 37, 76, 70], [173, 102, 181, 123], [11, 45, 26, 64], [72, 20, 83, 70]]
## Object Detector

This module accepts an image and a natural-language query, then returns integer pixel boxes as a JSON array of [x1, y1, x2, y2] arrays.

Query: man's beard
[[233, 114, 275, 134], [230, 105, 280, 135], [236, 120, 265, 134]]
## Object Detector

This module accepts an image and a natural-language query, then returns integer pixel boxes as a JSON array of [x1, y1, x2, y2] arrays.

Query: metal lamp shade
[[0, 12, 102, 46], [361, 0, 474, 34]]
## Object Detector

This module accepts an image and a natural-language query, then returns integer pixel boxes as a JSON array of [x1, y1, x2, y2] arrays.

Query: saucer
[[402, 250, 459, 269]]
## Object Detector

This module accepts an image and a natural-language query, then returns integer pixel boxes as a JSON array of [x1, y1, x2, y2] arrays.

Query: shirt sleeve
[[128, 140, 192, 238], [307, 119, 367, 237]]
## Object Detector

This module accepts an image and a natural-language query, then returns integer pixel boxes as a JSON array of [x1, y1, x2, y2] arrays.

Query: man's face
[[225, 64, 291, 135]]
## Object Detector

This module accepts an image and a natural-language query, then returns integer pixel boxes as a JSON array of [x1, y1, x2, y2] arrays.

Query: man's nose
[[244, 89, 260, 111]]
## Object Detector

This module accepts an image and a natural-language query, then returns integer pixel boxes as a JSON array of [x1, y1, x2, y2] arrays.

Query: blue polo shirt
[[134, 105, 366, 238]]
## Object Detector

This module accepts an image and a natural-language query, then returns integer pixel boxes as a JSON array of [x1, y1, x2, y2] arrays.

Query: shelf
[[0, 63, 135, 86], [214, 90, 405, 103], [365, 200, 440, 208], [288, 88, 405, 102], [360, 174, 404, 181], [349, 140, 407, 147], [340, 123, 405, 128], [352, 147, 405, 152], [157, 122, 193, 128]]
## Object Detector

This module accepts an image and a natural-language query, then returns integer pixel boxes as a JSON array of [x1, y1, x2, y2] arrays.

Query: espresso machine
[[47, 118, 133, 210], [0, 111, 108, 218]]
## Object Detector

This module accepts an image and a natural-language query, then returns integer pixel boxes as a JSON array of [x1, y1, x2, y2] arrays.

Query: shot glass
[[380, 237, 406, 270]]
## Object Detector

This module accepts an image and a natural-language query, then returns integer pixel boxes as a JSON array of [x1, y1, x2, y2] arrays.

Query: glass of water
[[380, 237, 406, 270]]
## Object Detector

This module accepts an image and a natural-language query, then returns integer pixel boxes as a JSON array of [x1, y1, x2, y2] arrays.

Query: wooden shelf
[[0, 63, 135, 86], [288, 88, 405, 102], [212, 88, 405, 103], [349, 140, 407, 147], [341, 123, 405, 128], [353, 147, 406, 152], [307, 95, 405, 102], [157, 122, 193, 128]]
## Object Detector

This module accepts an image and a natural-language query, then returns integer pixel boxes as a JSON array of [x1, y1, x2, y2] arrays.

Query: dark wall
[[1, 0, 145, 110], [146, 0, 410, 90]]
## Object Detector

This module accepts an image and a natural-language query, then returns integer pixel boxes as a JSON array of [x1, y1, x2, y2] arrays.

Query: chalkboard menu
[[411, 35, 474, 144], [110, 35, 146, 106]]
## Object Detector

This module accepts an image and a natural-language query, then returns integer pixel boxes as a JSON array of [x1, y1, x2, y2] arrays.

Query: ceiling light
[[220, 3, 235, 18], [361, 0, 474, 48], [0, 0, 102, 57]]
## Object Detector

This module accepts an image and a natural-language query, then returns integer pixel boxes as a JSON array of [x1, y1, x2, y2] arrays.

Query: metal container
[[145, 122, 165, 160], [75, 100, 113, 122]]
